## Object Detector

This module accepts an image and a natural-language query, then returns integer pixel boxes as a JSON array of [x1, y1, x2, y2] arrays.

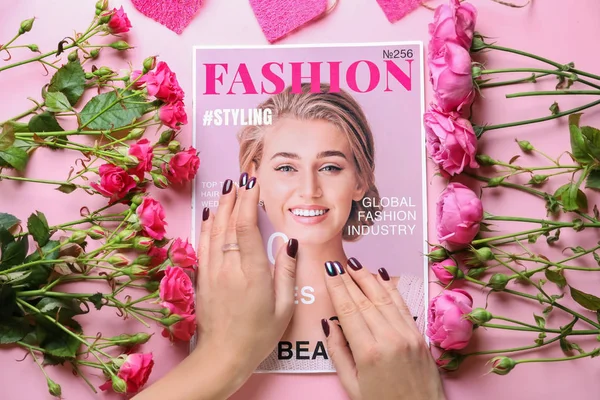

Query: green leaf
[[79, 90, 148, 130], [560, 337, 573, 353], [533, 314, 546, 329], [22, 240, 60, 289], [56, 183, 77, 194], [88, 293, 104, 310], [586, 169, 600, 190], [570, 286, 600, 311], [0, 123, 15, 151], [28, 111, 65, 133], [36, 297, 86, 322], [44, 92, 71, 113], [569, 114, 593, 164], [1, 236, 29, 268], [581, 126, 600, 161], [0, 146, 28, 171], [545, 269, 567, 289], [48, 60, 85, 105], [556, 183, 587, 212], [0, 284, 18, 318], [27, 211, 50, 247], [594, 252, 600, 266], [0, 213, 20, 231], [41, 318, 82, 359], [5, 121, 29, 133], [0, 317, 31, 344]]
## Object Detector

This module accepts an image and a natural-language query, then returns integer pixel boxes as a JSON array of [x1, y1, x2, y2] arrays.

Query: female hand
[[134, 174, 298, 400], [322, 260, 446, 400]]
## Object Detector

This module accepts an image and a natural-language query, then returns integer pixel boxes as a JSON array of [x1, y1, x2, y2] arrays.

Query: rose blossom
[[437, 182, 483, 247], [99, 353, 154, 393], [128, 139, 154, 180], [168, 238, 198, 270], [159, 100, 188, 129], [103, 6, 132, 34], [431, 258, 458, 285], [162, 148, 200, 184], [162, 313, 196, 342], [136, 197, 167, 240], [429, 41, 475, 113], [425, 103, 478, 176], [148, 245, 168, 267], [429, 0, 477, 51], [91, 163, 136, 203], [130, 70, 148, 88], [159, 266, 194, 314], [427, 289, 474, 350], [146, 61, 184, 103]]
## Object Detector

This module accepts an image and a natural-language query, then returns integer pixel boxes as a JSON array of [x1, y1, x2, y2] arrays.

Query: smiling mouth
[[289, 208, 330, 217]]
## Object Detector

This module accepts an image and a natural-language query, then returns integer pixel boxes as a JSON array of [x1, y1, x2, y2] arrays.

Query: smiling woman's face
[[253, 117, 364, 245]]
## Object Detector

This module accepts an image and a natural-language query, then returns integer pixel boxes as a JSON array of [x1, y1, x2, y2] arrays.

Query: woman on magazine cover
[[236, 83, 425, 371]]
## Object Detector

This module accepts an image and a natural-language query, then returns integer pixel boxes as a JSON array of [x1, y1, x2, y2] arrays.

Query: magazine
[[191, 42, 427, 373]]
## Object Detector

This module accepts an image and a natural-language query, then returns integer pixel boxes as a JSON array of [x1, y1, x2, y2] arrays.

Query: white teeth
[[291, 209, 326, 217]]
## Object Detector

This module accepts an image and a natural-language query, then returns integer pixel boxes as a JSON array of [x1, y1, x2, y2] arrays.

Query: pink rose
[[100, 353, 154, 393], [159, 100, 188, 129], [429, 41, 475, 113], [425, 103, 478, 176], [136, 197, 167, 240], [431, 259, 458, 285], [162, 313, 196, 342], [130, 70, 148, 88], [168, 238, 198, 270], [159, 266, 194, 314], [162, 148, 200, 184], [146, 62, 184, 103], [128, 139, 154, 180], [437, 183, 483, 247], [427, 289, 474, 350], [103, 6, 132, 34], [91, 163, 136, 203], [148, 246, 168, 267], [429, 0, 477, 51]]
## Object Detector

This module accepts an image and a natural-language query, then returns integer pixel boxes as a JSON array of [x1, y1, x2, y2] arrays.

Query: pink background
[[1, 0, 600, 399]]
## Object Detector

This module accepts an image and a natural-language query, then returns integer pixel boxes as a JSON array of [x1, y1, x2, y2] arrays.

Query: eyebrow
[[270, 150, 347, 160]]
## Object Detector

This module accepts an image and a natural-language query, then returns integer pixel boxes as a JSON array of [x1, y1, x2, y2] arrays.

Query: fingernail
[[239, 172, 248, 188], [287, 238, 298, 258], [321, 319, 330, 337], [378, 267, 390, 281], [246, 177, 257, 190], [325, 261, 337, 277], [222, 179, 233, 195], [347, 257, 362, 271], [333, 261, 345, 275], [202, 207, 210, 221], [329, 316, 339, 322]]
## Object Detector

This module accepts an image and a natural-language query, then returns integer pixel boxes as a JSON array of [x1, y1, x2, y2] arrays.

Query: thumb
[[274, 238, 298, 320], [323, 319, 360, 399]]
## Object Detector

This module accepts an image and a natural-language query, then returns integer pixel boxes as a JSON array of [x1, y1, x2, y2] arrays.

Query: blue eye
[[321, 165, 342, 172], [275, 165, 296, 172]]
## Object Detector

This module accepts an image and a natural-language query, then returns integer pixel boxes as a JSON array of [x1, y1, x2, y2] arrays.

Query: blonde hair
[[237, 83, 381, 241]]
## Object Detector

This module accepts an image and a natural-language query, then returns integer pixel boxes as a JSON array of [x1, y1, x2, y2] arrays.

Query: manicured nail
[[333, 261, 345, 275], [239, 172, 248, 187], [348, 257, 362, 271], [222, 179, 233, 194], [329, 316, 339, 322], [287, 238, 298, 258], [202, 207, 210, 221], [246, 177, 257, 190], [325, 261, 337, 277], [378, 267, 390, 281], [321, 319, 330, 338]]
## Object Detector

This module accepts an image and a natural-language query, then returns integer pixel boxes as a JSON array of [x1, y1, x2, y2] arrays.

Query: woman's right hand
[[322, 259, 446, 400]]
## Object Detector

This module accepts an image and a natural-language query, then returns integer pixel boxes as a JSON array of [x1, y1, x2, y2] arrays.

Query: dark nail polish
[[348, 257, 362, 271], [329, 316, 339, 322], [202, 207, 210, 221], [287, 238, 298, 258], [325, 261, 337, 277], [333, 261, 345, 275], [321, 319, 330, 338], [246, 177, 257, 190], [378, 267, 390, 281], [239, 172, 249, 188], [222, 179, 233, 195]]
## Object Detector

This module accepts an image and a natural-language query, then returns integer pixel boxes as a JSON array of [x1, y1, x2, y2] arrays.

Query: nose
[[298, 170, 322, 199]]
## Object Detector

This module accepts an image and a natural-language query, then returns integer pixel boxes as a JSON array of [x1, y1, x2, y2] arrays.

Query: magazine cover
[[192, 42, 427, 373]]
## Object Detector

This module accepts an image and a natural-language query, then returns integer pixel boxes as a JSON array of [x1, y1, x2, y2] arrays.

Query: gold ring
[[222, 243, 240, 252]]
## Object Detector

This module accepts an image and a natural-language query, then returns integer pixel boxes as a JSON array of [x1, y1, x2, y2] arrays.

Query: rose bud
[[108, 254, 130, 267], [437, 183, 483, 247], [144, 281, 160, 292], [116, 229, 137, 243], [475, 154, 496, 166], [487, 273, 510, 291], [93, 66, 113, 77], [160, 314, 183, 327], [96, 0, 108, 11], [90, 48, 100, 59], [151, 172, 169, 189], [27, 44, 39, 52], [517, 139, 534, 152], [466, 308, 493, 325], [133, 236, 154, 251], [143, 56, 158, 73], [109, 40, 132, 51], [466, 247, 494, 267], [427, 289, 474, 350], [68, 50, 78, 62], [432, 259, 463, 285], [427, 246, 450, 262], [168, 140, 181, 153], [436, 351, 466, 372], [19, 18, 35, 34], [111, 376, 128, 393], [122, 265, 147, 277], [467, 267, 486, 279], [489, 356, 516, 375], [126, 128, 145, 141], [134, 255, 152, 266], [69, 231, 87, 244], [47, 378, 62, 398], [87, 225, 106, 239]]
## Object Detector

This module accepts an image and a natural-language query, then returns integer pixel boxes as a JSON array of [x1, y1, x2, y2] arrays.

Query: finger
[[222, 173, 249, 264], [336, 261, 390, 337], [322, 319, 360, 399], [273, 238, 298, 321], [324, 261, 375, 348], [376, 269, 420, 333], [197, 207, 214, 293], [236, 176, 268, 270], [346, 257, 409, 334], [209, 178, 236, 268]]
